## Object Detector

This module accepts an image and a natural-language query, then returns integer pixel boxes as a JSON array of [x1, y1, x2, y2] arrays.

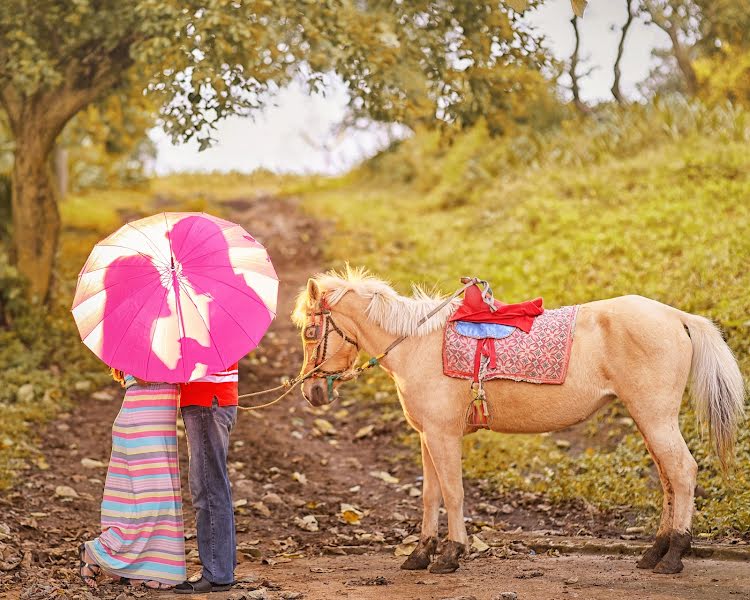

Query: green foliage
[[297, 100, 750, 534], [0, 242, 106, 488]]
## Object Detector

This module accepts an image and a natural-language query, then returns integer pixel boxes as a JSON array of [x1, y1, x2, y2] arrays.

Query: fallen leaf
[[369, 470, 399, 484], [54, 486, 78, 499], [262, 492, 283, 505], [80, 458, 106, 469], [310, 566, 334, 573], [292, 472, 307, 485], [313, 418, 336, 435], [394, 542, 417, 556], [408, 486, 421, 497], [348, 485, 360, 493], [340, 503, 364, 525], [355, 425, 375, 439], [626, 526, 645, 534], [294, 515, 319, 532], [251, 501, 271, 517], [471, 535, 490, 553], [233, 498, 248, 508]]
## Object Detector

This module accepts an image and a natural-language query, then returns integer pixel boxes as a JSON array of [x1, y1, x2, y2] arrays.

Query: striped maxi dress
[[85, 377, 187, 585]]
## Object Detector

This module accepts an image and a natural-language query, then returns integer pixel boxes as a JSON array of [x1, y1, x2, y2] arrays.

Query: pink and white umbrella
[[72, 212, 278, 383]]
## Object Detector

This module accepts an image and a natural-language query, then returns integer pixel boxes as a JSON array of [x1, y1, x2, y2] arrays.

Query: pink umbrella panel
[[72, 212, 279, 383]]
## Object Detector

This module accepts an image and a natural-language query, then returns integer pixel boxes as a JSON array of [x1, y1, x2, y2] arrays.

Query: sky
[[151, 1, 672, 176]]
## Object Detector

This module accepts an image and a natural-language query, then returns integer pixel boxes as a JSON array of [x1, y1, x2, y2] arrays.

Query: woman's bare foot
[[128, 579, 174, 590]]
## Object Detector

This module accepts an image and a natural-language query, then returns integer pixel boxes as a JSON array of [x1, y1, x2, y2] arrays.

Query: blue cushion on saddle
[[455, 321, 516, 340]]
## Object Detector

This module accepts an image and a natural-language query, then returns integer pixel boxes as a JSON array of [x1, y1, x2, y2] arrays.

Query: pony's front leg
[[401, 434, 440, 570], [422, 431, 468, 574]]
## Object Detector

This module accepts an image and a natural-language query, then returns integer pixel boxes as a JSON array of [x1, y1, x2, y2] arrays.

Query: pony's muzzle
[[302, 379, 333, 406]]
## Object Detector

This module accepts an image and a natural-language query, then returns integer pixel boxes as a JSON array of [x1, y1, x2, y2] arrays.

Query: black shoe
[[174, 576, 232, 594]]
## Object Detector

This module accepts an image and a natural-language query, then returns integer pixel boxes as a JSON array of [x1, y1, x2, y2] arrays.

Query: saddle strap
[[472, 338, 497, 382]]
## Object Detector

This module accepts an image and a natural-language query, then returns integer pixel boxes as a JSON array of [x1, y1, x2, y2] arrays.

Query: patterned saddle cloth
[[444, 305, 579, 385]]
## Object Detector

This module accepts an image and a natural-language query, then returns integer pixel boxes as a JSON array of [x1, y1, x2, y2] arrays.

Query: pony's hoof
[[652, 532, 691, 575], [400, 536, 438, 570], [636, 536, 670, 569], [428, 540, 465, 574], [653, 557, 684, 574]]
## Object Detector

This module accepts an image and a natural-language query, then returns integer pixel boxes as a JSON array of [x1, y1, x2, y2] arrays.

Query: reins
[[236, 277, 483, 411]]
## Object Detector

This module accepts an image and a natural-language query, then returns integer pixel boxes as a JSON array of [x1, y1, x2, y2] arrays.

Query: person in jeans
[[174, 363, 239, 594]]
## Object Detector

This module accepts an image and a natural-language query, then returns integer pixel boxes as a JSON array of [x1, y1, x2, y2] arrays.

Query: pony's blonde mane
[[292, 266, 458, 337]]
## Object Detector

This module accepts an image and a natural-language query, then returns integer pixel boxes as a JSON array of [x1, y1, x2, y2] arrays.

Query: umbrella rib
[[71, 269, 162, 310], [174, 277, 227, 369], [89, 244, 169, 267], [170, 213, 202, 258], [179, 276, 261, 351], [125, 221, 170, 265], [85, 279, 164, 365], [180, 271, 278, 318], [163, 212, 175, 266], [79, 281, 161, 342], [143, 283, 171, 382], [177, 224, 236, 265], [179, 245, 262, 267]]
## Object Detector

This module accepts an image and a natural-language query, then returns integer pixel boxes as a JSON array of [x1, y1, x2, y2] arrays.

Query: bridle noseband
[[302, 300, 359, 399]]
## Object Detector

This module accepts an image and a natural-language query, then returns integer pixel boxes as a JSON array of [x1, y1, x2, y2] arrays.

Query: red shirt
[[179, 363, 239, 407]]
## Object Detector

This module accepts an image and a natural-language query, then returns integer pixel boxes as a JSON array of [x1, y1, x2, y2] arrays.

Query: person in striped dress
[[78, 371, 186, 590]]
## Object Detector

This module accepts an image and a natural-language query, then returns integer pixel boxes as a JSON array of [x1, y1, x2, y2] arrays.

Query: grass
[[295, 107, 750, 535]]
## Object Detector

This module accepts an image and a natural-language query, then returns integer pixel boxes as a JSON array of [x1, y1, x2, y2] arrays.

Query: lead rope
[[235, 277, 481, 411]]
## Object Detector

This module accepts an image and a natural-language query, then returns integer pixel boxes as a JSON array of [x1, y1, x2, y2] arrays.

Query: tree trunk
[[611, 0, 634, 104], [11, 130, 61, 303], [54, 145, 69, 199], [569, 16, 587, 113], [666, 25, 698, 95]]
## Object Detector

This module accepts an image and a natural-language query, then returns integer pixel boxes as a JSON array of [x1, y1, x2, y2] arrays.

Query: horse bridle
[[301, 300, 359, 399]]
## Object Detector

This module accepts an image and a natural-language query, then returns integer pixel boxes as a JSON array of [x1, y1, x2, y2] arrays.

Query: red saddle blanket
[[448, 285, 544, 333], [443, 305, 579, 385]]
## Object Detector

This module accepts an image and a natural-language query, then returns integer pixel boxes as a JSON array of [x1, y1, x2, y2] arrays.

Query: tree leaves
[[571, 0, 588, 17], [503, 0, 588, 17], [505, 0, 529, 12]]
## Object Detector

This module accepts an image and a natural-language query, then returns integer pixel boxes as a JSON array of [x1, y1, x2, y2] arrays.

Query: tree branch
[[611, 0, 634, 104]]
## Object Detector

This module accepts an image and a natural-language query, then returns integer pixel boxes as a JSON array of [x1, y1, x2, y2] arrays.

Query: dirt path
[[1, 196, 748, 600]]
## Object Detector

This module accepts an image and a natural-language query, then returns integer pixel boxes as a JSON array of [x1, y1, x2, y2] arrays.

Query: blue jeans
[[181, 400, 237, 585]]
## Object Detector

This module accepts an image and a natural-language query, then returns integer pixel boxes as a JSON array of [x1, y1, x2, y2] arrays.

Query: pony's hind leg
[[632, 412, 697, 574], [401, 434, 440, 570], [636, 442, 674, 569], [421, 431, 468, 574]]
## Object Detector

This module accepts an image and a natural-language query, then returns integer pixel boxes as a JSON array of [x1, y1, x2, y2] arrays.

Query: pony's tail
[[682, 313, 745, 473]]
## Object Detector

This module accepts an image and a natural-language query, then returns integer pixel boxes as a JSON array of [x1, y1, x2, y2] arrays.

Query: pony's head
[[293, 266, 456, 406], [292, 272, 364, 406]]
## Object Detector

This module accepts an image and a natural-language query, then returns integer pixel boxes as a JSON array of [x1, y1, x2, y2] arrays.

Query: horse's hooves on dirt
[[636, 535, 671, 569], [400, 536, 438, 570], [428, 540, 465, 574], [652, 558, 684, 574], [650, 531, 691, 575]]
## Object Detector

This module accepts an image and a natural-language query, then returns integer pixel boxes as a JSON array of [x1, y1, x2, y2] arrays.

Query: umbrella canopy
[[72, 212, 278, 383]]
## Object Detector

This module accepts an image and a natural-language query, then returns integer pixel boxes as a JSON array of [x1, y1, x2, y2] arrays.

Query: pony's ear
[[307, 278, 321, 302]]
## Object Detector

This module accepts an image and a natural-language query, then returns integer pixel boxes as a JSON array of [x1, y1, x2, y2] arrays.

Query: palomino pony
[[292, 268, 745, 575]]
